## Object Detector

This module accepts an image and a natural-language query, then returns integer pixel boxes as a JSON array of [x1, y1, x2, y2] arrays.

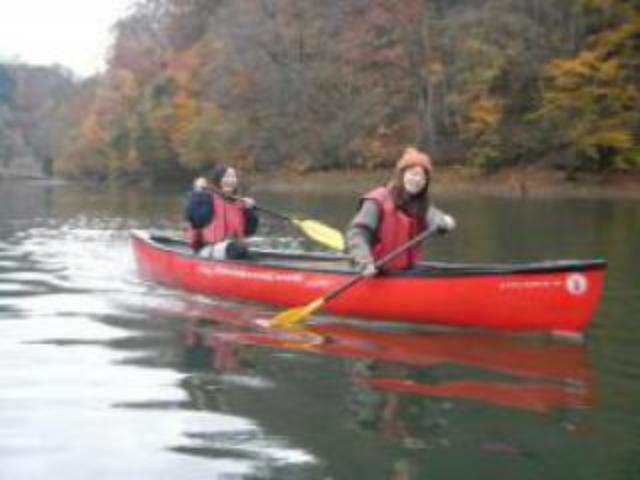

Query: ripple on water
[[0, 312, 314, 478], [0, 282, 50, 295]]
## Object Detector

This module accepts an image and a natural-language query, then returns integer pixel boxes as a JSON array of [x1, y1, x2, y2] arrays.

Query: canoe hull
[[131, 232, 606, 333]]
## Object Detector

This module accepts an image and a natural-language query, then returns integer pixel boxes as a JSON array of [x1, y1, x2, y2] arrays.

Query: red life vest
[[361, 187, 426, 271], [187, 193, 247, 248]]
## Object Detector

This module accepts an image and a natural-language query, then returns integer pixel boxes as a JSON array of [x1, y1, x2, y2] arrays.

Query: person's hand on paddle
[[436, 213, 456, 234], [360, 261, 377, 277], [241, 197, 255, 208], [353, 251, 377, 277], [193, 176, 208, 191]]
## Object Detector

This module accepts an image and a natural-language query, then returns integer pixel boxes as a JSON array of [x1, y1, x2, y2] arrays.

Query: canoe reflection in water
[[179, 301, 595, 419]]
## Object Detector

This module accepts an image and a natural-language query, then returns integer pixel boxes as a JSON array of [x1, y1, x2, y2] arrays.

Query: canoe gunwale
[[133, 230, 607, 278]]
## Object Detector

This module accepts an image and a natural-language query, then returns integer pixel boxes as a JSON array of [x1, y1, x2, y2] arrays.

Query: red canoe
[[130, 231, 606, 334]]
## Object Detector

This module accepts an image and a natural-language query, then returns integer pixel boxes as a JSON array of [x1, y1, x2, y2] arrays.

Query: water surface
[[1, 181, 639, 479]]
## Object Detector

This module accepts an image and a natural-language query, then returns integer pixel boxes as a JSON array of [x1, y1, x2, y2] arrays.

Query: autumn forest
[[0, 0, 638, 182]]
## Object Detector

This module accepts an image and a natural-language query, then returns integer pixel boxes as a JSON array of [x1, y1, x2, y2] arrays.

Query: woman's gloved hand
[[352, 252, 378, 277], [193, 177, 208, 191], [437, 214, 456, 234]]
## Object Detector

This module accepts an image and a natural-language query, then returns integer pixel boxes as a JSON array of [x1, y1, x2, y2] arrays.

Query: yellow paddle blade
[[271, 298, 326, 327], [292, 218, 345, 251]]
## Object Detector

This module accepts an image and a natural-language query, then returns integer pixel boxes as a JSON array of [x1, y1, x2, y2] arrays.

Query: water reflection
[[158, 300, 600, 479], [179, 302, 595, 416]]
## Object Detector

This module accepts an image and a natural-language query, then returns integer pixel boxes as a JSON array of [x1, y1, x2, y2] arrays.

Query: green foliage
[[538, 4, 640, 170], [0, 64, 73, 176], [179, 106, 225, 169]]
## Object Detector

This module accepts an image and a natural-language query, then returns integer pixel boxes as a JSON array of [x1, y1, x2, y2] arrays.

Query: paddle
[[213, 189, 345, 251], [252, 203, 345, 252], [272, 226, 438, 327]]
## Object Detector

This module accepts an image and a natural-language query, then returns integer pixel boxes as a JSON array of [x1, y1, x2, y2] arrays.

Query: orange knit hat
[[395, 147, 433, 176]]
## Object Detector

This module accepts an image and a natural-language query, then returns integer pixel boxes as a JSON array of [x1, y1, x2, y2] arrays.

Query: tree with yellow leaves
[[539, 1, 639, 171]]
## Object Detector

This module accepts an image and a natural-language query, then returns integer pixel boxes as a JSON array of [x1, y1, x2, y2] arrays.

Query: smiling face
[[220, 168, 238, 193], [402, 165, 428, 195]]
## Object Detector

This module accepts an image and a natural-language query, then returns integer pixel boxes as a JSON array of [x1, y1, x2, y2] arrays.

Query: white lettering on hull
[[499, 273, 589, 296], [499, 280, 563, 290], [198, 265, 334, 289]]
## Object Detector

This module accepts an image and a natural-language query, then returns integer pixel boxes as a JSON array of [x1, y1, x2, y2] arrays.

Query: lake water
[[1, 181, 639, 479]]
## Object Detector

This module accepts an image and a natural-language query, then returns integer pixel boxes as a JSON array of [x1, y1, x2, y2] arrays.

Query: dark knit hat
[[208, 165, 230, 188]]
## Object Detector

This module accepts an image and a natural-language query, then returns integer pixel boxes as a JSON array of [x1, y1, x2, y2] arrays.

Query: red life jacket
[[187, 193, 246, 248], [362, 187, 426, 271]]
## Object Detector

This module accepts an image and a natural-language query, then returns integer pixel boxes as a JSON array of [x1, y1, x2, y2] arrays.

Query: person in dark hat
[[184, 166, 259, 258], [347, 146, 455, 276]]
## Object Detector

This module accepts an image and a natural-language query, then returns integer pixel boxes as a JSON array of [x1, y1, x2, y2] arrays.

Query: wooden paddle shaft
[[324, 227, 437, 302]]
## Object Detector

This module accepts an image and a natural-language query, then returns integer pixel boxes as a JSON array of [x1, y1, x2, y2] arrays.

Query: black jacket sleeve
[[184, 190, 214, 229], [244, 206, 259, 236]]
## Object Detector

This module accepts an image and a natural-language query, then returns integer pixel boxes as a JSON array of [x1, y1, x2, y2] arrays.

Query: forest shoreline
[[250, 166, 640, 199], [3, 165, 639, 199]]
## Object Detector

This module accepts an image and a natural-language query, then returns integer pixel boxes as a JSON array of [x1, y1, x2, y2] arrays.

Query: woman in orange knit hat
[[347, 146, 455, 276]]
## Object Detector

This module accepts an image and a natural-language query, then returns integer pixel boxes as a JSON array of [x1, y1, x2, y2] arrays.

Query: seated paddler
[[346, 146, 455, 276], [184, 165, 259, 259]]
